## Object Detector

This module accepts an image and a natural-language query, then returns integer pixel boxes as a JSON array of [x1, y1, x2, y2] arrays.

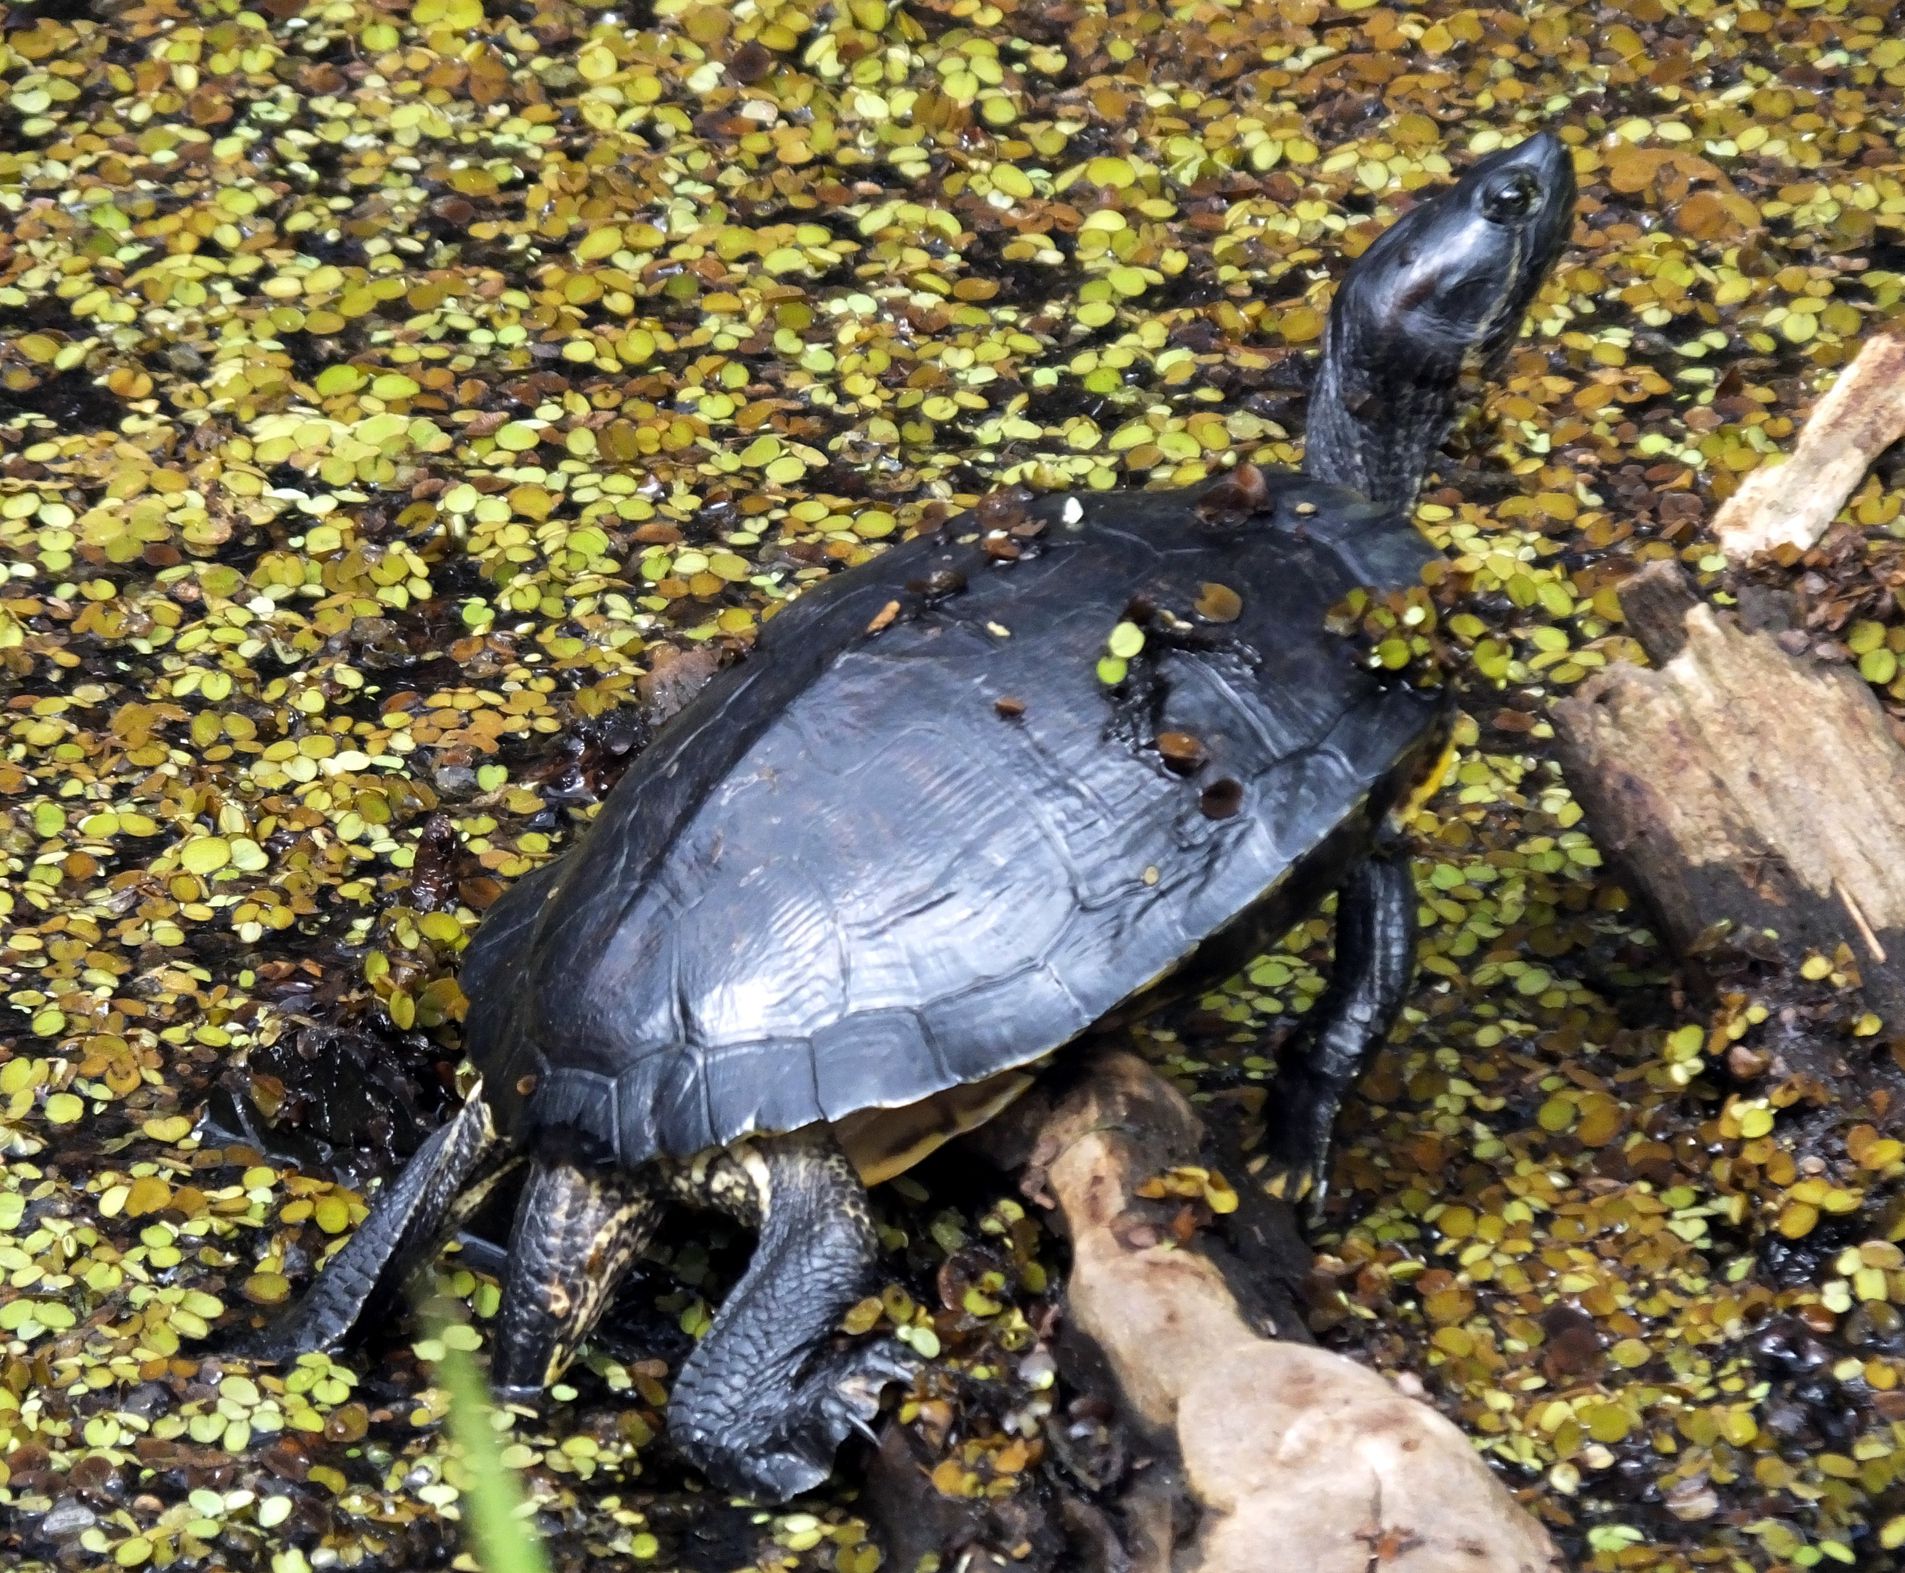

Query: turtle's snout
[[1483, 129, 1571, 185], [1303, 127, 1579, 506], [1344, 130, 1576, 332]]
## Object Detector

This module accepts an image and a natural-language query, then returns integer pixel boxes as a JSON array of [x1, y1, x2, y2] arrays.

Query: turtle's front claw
[[1261, 1082, 1339, 1228]]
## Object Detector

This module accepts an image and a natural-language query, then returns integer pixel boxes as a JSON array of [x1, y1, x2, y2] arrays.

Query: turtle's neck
[[1301, 312, 1462, 515]]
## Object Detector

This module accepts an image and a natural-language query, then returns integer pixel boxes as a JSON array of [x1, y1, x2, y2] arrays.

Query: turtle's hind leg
[[489, 1160, 662, 1397], [231, 1081, 518, 1360], [663, 1128, 916, 1503]]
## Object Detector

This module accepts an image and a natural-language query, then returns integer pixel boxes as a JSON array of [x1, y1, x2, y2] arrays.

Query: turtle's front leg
[[664, 1130, 916, 1503], [1263, 844, 1418, 1222]]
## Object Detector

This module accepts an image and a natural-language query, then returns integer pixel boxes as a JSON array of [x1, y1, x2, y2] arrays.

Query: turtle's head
[[1304, 131, 1576, 513]]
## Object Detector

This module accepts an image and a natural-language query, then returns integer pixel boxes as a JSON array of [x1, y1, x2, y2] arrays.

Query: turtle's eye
[[1484, 172, 1538, 223]]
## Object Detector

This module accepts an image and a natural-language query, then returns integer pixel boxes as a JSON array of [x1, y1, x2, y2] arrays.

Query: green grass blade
[[422, 1312, 553, 1573]]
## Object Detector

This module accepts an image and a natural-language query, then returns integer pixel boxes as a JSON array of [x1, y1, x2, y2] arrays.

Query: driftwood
[[1553, 324, 1905, 1027], [1711, 329, 1905, 558], [944, 1050, 1566, 1573]]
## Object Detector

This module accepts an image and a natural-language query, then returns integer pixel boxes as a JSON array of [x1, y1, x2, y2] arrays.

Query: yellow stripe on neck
[[1395, 729, 1458, 827]]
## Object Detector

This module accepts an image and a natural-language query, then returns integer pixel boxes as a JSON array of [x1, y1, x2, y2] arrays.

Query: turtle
[[229, 132, 1576, 1502]]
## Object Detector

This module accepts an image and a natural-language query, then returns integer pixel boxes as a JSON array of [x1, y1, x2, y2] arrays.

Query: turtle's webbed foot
[[667, 1130, 908, 1501], [1263, 850, 1419, 1230], [678, 1337, 918, 1502]]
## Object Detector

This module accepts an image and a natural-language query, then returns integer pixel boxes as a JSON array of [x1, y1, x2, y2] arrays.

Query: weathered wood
[[977, 1050, 1565, 1573], [1552, 564, 1905, 1021], [1711, 328, 1905, 558], [981, 1048, 1315, 1350]]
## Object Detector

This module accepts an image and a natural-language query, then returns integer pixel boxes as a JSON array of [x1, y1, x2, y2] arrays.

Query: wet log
[[969, 1050, 1565, 1573], [1711, 329, 1905, 559], [1551, 559, 1905, 1022]]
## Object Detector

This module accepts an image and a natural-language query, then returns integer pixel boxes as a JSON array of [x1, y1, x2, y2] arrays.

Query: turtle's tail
[[228, 1081, 519, 1361]]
